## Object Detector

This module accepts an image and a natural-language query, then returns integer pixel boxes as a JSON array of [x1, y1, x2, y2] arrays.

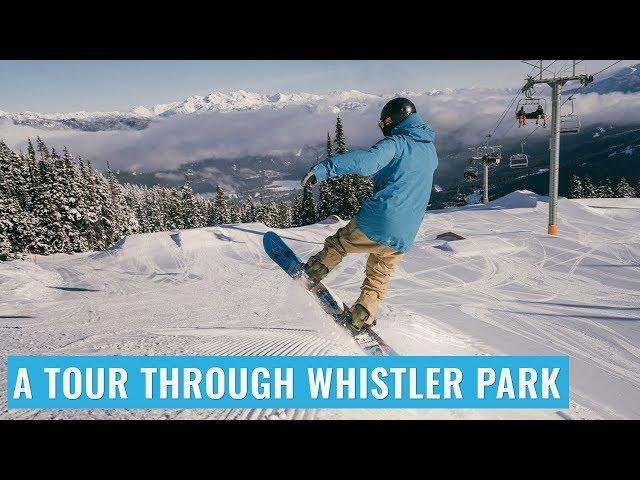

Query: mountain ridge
[[0, 87, 492, 132]]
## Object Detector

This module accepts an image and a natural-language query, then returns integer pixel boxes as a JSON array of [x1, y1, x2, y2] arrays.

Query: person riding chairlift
[[483, 152, 500, 165], [535, 104, 547, 127], [516, 107, 526, 127]]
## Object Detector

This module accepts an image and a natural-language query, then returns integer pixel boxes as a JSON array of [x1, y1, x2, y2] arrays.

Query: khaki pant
[[309, 219, 404, 324]]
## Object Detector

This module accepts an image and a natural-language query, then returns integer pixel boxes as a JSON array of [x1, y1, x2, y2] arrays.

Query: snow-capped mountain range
[[0, 88, 453, 132], [565, 63, 640, 95]]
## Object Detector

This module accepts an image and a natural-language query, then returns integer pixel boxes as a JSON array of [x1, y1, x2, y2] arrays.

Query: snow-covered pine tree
[[291, 194, 302, 227], [205, 198, 217, 226], [35, 136, 49, 160], [125, 185, 149, 233], [332, 117, 355, 218], [317, 132, 341, 220], [10, 151, 29, 209], [15, 151, 39, 253], [52, 148, 77, 253], [0, 194, 18, 260], [181, 172, 204, 228], [31, 147, 70, 253], [78, 158, 103, 250], [582, 175, 597, 198], [334, 116, 347, 154], [145, 186, 166, 232], [25, 139, 40, 210], [298, 184, 317, 226], [0, 142, 37, 255], [615, 177, 637, 198], [0, 197, 24, 260], [229, 203, 241, 224], [165, 187, 184, 230], [276, 201, 292, 228], [254, 201, 266, 225], [333, 116, 367, 219], [87, 163, 112, 248], [597, 178, 615, 198], [106, 162, 139, 239], [105, 162, 124, 238], [0, 147, 18, 260], [213, 185, 230, 225], [27, 139, 37, 165], [317, 179, 335, 220], [453, 191, 468, 207], [267, 202, 280, 227], [195, 191, 209, 227], [241, 197, 256, 223], [569, 174, 584, 199], [60, 148, 88, 252], [0, 212, 12, 260]]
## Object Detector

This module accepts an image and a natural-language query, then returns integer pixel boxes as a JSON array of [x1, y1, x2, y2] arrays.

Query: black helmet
[[378, 97, 416, 136]]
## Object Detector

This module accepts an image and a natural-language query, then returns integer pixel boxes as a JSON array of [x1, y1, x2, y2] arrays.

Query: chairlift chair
[[481, 145, 501, 166], [560, 116, 581, 134], [509, 142, 529, 168], [560, 98, 581, 134], [516, 97, 548, 120], [464, 166, 479, 182], [482, 152, 501, 166]]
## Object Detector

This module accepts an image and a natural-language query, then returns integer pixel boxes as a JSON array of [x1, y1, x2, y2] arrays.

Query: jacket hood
[[391, 113, 435, 143]]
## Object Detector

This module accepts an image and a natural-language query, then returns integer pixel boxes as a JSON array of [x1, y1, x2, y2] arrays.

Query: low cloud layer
[[2, 91, 640, 174]]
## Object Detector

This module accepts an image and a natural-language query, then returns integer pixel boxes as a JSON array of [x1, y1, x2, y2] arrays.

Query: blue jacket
[[311, 113, 438, 253]]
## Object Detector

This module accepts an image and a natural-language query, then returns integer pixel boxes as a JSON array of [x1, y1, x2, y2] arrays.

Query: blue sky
[[0, 60, 636, 113]]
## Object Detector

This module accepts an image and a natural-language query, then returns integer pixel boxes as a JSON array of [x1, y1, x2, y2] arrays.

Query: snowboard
[[263, 231, 397, 356]]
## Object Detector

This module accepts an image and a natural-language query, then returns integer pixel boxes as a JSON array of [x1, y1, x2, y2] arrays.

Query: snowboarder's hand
[[301, 171, 317, 187]]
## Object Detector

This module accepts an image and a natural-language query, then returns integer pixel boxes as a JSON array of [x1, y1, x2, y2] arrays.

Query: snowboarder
[[300, 98, 438, 332]]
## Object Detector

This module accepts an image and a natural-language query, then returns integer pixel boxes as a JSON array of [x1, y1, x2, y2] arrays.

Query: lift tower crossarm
[[522, 74, 593, 93]]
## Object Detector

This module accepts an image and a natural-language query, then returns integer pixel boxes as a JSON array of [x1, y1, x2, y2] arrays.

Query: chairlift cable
[[559, 60, 623, 107], [591, 60, 623, 77], [485, 62, 543, 139], [492, 61, 559, 142]]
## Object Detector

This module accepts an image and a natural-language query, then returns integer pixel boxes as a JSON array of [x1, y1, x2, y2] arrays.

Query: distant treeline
[[1, 117, 373, 261], [569, 174, 639, 199]]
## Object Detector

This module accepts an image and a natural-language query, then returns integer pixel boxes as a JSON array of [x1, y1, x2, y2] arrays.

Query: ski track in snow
[[1, 192, 640, 420]]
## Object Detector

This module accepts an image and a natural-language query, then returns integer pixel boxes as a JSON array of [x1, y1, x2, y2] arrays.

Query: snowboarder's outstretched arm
[[309, 137, 397, 183]]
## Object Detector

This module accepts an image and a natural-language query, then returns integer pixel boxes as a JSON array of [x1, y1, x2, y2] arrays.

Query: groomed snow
[[1, 190, 639, 420]]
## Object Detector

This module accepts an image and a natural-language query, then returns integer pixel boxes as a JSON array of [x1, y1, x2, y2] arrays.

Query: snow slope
[[1, 190, 639, 420]]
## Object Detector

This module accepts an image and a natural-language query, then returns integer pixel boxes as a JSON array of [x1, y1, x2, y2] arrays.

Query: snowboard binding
[[343, 304, 374, 334], [303, 259, 329, 285]]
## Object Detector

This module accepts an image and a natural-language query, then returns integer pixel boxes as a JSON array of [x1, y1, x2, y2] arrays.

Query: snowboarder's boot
[[303, 259, 329, 285], [346, 303, 372, 333]]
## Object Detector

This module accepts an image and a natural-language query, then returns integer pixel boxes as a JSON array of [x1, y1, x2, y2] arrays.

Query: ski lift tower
[[471, 138, 500, 204], [521, 60, 593, 235], [482, 160, 489, 204]]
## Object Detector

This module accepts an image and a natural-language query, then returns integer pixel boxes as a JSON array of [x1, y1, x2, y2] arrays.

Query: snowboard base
[[263, 231, 397, 356]]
